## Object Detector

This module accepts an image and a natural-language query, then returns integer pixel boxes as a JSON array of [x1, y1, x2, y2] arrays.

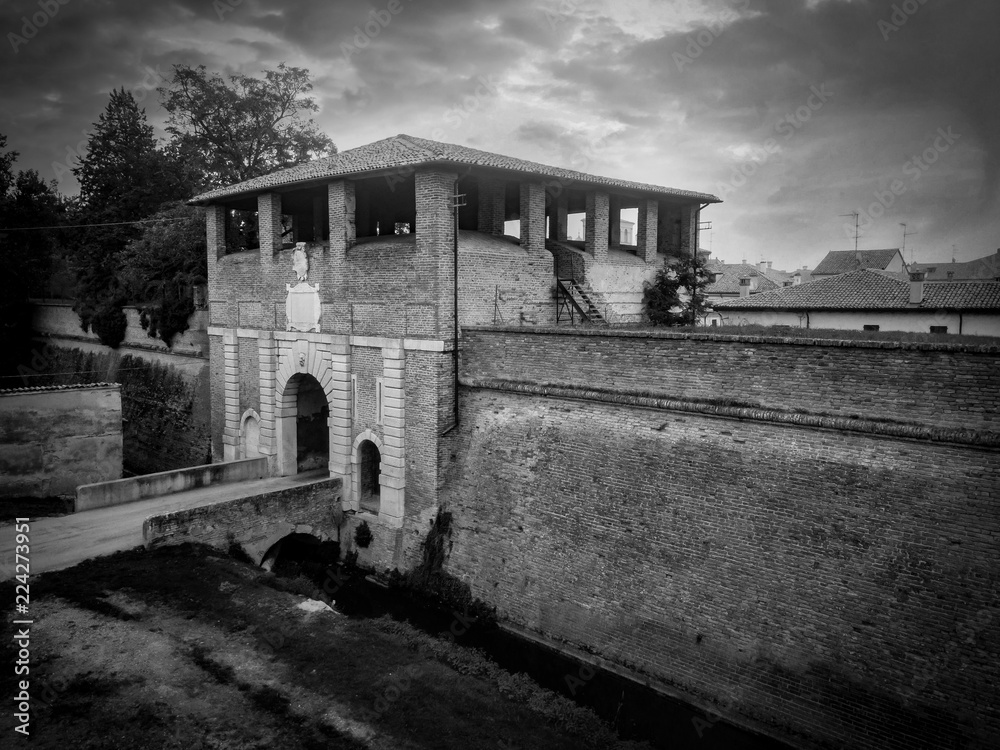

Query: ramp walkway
[[0, 471, 327, 580]]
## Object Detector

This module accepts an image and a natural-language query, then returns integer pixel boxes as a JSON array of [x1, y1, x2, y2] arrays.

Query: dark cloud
[[0, 0, 996, 267]]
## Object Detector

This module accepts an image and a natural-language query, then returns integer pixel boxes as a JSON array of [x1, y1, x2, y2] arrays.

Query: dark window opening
[[354, 173, 416, 239], [930, 325, 948, 334], [359, 440, 381, 513], [295, 374, 329, 473], [863, 324, 880, 332], [225, 209, 259, 254]]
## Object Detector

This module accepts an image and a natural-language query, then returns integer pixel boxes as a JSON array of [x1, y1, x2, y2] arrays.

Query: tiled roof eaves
[[189, 134, 721, 205], [0, 382, 119, 395]]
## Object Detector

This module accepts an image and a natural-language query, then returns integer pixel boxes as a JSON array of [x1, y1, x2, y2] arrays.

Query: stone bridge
[[142, 475, 344, 566]]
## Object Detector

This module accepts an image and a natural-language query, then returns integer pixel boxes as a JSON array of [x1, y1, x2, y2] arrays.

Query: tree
[[677, 251, 713, 325], [160, 63, 336, 188], [643, 263, 684, 326], [119, 202, 206, 347], [69, 89, 192, 345], [0, 135, 67, 370]]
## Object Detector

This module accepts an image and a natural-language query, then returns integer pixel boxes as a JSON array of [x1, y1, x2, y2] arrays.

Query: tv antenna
[[900, 223, 918, 263], [841, 212, 860, 255]]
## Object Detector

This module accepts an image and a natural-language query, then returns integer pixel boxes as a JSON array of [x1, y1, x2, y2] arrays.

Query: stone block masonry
[[143, 477, 342, 566], [0, 384, 122, 498]]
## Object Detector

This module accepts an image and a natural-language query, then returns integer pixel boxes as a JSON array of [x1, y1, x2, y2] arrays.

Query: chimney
[[757, 261, 768, 274], [909, 269, 927, 304], [739, 276, 752, 298], [767, 261, 773, 271]]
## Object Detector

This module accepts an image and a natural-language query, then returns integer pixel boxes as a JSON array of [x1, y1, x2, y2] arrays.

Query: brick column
[[680, 204, 699, 256], [312, 195, 325, 242], [637, 199, 659, 264], [326, 340, 352, 506], [477, 176, 505, 235], [328, 180, 356, 254], [520, 181, 546, 254], [258, 193, 283, 255], [416, 168, 458, 339], [585, 190, 609, 263], [222, 329, 240, 461], [608, 195, 621, 249], [257, 331, 277, 463], [549, 191, 568, 242], [379, 342, 406, 529], [207, 205, 226, 259]]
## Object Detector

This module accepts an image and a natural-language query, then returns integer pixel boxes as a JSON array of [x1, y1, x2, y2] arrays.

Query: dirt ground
[[1, 543, 650, 750]]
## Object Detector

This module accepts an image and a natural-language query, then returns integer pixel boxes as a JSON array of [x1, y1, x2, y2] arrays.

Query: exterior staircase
[[556, 278, 608, 325]]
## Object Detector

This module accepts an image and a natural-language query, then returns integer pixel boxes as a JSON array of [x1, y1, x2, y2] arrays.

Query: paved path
[[0, 472, 327, 580]]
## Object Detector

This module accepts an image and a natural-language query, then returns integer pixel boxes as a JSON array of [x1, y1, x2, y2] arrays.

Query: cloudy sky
[[2, 0, 997, 270]]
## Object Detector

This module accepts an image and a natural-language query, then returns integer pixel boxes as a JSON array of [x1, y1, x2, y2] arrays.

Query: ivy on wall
[[34, 346, 210, 475]]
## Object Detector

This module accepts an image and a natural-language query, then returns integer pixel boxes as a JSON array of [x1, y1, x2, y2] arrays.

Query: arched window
[[359, 440, 381, 513]]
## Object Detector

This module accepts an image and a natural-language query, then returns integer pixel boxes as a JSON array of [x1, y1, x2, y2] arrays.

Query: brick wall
[[441, 386, 999, 750], [460, 327, 1000, 434], [458, 231, 554, 326]]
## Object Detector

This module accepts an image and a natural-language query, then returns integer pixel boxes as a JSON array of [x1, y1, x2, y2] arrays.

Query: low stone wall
[[31, 300, 209, 357], [143, 477, 342, 565], [76, 457, 268, 511], [0, 384, 122, 498]]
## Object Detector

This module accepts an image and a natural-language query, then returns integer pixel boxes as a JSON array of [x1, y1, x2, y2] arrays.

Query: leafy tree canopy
[[0, 135, 66, 366], [643, 264, 684, 326], [160, 63, 337, 188], [119, 202, 206, 346], [69, 88, 193, 343], [676, 251, 714, 325]]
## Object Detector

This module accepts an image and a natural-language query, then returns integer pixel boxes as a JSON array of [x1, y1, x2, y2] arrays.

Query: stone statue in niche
[[292, 243, 309, 281], [286, 242, 320, 332]]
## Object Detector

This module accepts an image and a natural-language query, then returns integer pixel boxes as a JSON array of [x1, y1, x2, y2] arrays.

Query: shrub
[[354, 520, 373, 549]]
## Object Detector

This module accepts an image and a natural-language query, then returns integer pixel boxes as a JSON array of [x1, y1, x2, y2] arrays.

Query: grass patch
[[32, 543, 648, 749]]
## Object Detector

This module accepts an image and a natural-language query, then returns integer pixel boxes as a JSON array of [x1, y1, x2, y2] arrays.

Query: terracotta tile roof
[[189, 134, 721, 205], [0, 382, 118, 395], [705, 263, 785, 295], [714, 268, 1000, 311], [812, 248, 902, 276], [911, 251, 1000, 281]]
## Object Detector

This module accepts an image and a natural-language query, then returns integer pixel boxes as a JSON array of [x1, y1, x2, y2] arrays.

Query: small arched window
[[359, 440, 381, 513]]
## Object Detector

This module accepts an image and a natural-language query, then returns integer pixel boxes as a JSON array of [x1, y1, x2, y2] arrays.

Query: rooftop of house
[[704, 262, 786, 295], [910, 250, 1000, 281], [0, 382, 119, 395], [714, 268, 1000, 311], [189, 134, 721, 206], [812, 248, 903, 276]]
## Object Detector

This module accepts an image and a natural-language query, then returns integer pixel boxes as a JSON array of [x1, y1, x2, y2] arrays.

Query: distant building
[[909, 249, 1000, 282], [811, 248, 907, 280], [713, 268, 1000, 337], [792, 266, 814, 285]]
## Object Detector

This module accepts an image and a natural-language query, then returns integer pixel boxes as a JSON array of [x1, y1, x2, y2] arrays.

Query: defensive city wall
[[442, 326, 999, 750]]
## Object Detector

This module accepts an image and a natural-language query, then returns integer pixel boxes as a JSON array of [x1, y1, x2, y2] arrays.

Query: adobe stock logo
[[878, 0, 930, 41], [7, 0, 72, 54], [673, 0, 752, 72], [846, 127, 960, 239]]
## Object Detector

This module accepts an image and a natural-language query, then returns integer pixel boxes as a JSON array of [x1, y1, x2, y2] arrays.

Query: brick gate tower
[[191, 134, 717, 568]]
